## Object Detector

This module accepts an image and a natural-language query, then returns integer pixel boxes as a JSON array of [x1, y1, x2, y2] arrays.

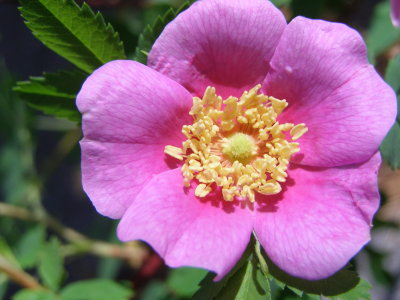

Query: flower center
[[164, 85, 308, 203], [222, 133, 257, 164]]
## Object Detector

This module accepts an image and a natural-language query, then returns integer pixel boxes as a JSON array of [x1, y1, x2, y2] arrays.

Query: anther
[[164, 85, 307, 202]]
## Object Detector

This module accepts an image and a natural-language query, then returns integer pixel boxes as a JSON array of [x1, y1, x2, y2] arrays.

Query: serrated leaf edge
[[19, 0, 125, 73]]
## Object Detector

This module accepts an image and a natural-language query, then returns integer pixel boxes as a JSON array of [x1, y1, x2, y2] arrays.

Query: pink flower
[[77, 0, 396, 280], [391, 0, 400, 27]]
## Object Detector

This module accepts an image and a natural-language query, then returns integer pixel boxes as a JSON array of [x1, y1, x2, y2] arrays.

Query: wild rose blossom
[[391, 0, 400, 27], [77, 0, 396, 280]]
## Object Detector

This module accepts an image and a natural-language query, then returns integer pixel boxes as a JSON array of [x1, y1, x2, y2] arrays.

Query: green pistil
[[222, 133, 257, 164]]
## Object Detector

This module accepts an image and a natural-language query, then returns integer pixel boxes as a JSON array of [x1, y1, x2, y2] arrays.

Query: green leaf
[[217, 257, 271, 300], [282, 295, 320, 300], [0, 237, 20, 268], [12, 290, 57, 300], [19, 0, 125, 73], [192, 236, 371, 300], [134, 0, 193, 64], [192, 260, 271, 300], [381, 122, 400, 169], [254, 239, 369, 298], [60, 279, 133, 300], [140, 281, 171, 300], [167, 267, 208, 298], [0, 280, 8, 300], [270, 0, 292, 7], [261, 256, 371, 300], [15, 225, 46, 269], [0, 60, 19, 138], [14, 69, 86, 122], [384, 54, 400, 120], [97, 257, 122, 279], [328, 278, 372, 300], [385, 55, 400, 95], [303, 295, 321, 300], [380, 54, 400, 169], [192, 240, 271, 300], [191, 243, 252, 300], [0, 238, 15, 299], [366, 1, 400, 63], [38, 238, 64, 291], [0, 61, 37, 207], [264, 253, 362, 297]]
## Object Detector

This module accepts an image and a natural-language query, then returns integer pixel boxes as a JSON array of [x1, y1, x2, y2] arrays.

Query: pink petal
[[264, 17, 397, 167], [391, 0, 400, 27], [77, 60, 192, 218], [117, 168, 254, 279], [254, 153, 381, 280], [148, 0, 286, 98]]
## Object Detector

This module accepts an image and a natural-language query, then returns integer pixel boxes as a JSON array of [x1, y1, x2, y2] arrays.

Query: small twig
[[0, 255, 44, 289], [61, 240, 148, 268], [0, 202, 148, 268]]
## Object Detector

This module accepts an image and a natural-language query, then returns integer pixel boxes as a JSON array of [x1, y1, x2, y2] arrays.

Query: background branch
[[0, 202, 148, 268], [0, 255, 44, 290]]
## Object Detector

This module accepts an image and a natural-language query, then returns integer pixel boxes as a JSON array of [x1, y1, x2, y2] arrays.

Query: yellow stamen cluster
[[164, 85, 308, 202]]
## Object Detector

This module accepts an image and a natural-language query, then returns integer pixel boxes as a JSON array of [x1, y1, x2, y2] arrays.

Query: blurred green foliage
[[367, 1, 400, 63], [381, 55, 400, 169]]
